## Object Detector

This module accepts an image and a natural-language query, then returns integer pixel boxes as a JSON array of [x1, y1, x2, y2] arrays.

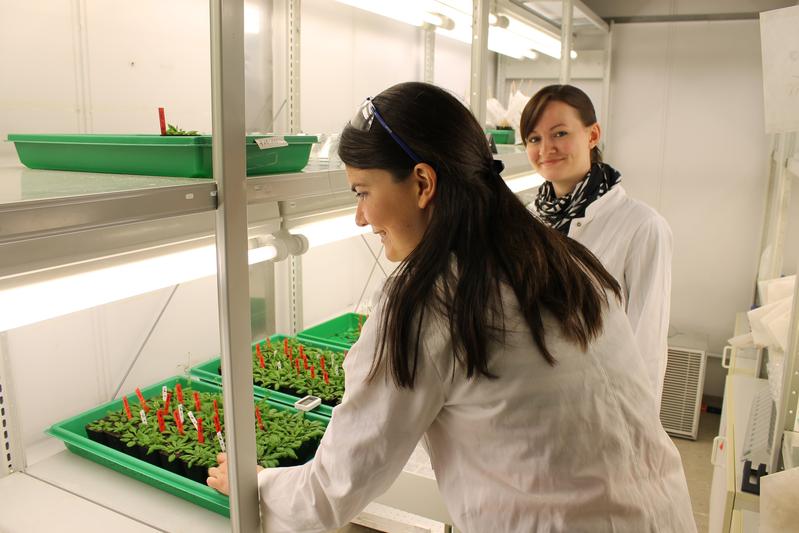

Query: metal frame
[[757, 133, 797, 282], [0, 182, 217, 245], [559, 0, 573, 84], [0, 332, 24, 476], [209, 0, 260, 531], [600, 21, 614, 154], [773, 133, 799, 472], [470, 0, 490, 125], [423, 24, 435, 84], [288, 255, 304, 335], [288, 0, 301, 134]]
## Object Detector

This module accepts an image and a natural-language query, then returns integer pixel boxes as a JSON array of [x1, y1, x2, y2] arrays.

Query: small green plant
[[165, 124, 199, 136], [249, 338, 347, 405], [84, 383, 326, 483]]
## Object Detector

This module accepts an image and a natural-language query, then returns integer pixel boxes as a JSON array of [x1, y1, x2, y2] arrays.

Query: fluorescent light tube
[[0, 242, 277, 331], [290, 213, 372, 249], [505, 172, 545, 193]]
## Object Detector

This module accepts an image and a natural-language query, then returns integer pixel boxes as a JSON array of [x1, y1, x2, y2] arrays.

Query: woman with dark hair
[[521, 85, 672, 410], [208, 82, 695, 533]]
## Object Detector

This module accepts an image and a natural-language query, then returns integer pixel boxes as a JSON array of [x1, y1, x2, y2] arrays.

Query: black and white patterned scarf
[[533, 162, 622, 234]]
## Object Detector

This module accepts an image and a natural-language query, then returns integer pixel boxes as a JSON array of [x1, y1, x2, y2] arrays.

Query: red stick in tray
[[122, 397, 133, 419], [320, 355, 326, 371], [267, 338, 272, 350], [135, 388, 150, 412], [310, 364, 316, 380], [213, 399, 220, 421], [194, 391, 201, 411], [156, 410, 165, 433], [295, 357, 301, 375], [323, 371, 330, 385], [173, 410, 184, 435], [158, 107, 166, 135], [213, 413, 221, 434], [302, 352, 308, 370], [254, 407, 265, 430], [256, 344, 265, 368], [283, 338, 289, 356], [164, 391, 172, 411], [197, 418, 205, 444], [176, 383, 184, 404]]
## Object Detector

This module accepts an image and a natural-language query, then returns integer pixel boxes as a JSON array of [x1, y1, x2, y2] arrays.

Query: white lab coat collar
[[577, 184, 627, 223]]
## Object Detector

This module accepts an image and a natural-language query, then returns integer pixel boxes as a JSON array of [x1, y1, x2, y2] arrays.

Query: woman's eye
[[354, 191, 366, 199], [527, 137, 540, 144], [554, 131, 568, 138]]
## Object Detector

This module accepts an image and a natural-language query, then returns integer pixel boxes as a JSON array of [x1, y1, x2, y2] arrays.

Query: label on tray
[[162, 386, 168, 401], [217, 431, 226, 452], [255, 136, 288, 150], [139, 409, 147, 425], [187, 410, 199, 430], [178, 404, 185, 423]]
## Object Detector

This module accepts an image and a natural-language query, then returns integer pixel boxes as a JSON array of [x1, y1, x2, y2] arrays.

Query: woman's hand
[[207, 452, 265, 495]]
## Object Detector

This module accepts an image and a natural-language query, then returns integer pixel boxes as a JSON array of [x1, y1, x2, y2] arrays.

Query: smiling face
[[346, 166, 434, 262], [524, 100, 600, 197]]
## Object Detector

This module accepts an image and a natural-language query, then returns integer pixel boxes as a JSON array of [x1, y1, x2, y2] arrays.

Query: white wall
[[299, 0, 475, 133], [607, 20, 770, 357], [0, 0, 275, 138], [299, 234, 396, 328], [6, 276, 221, 449]]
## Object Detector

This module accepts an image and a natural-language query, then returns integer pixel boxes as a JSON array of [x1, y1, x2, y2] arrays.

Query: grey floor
[[333, 413, 721, 533], [671, 412, 720, 533]]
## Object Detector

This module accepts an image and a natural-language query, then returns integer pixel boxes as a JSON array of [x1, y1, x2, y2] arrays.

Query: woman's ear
[[589, 123, 602, 149], [413, 163, 437, 209]]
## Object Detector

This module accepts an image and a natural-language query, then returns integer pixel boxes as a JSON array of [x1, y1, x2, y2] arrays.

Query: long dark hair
[[339, 82, 620, 388], [520, 84, 603, 164]]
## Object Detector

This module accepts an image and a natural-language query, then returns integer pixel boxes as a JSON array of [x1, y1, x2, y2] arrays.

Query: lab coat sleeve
[[623, 214, 673, 408], [257, 304, 446, 533]]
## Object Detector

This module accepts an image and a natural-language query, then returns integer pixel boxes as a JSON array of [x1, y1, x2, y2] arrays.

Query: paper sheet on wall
[[760, 5, 799, 133], [757, 275, 796, 305], [747, 297, 792, 348]]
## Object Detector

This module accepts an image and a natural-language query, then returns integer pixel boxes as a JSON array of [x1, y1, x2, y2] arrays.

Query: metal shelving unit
[[0, 0, 544, 530]]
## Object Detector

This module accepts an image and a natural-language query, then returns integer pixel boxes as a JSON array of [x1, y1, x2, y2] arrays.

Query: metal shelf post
[[470, 0, 489, 125], [210, 0, 260, 531]]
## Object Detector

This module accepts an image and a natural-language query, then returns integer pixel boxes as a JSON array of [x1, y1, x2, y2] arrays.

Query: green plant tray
[[46, 375, 329, 517], [297, 312, 367, 350], [190, 335, 346, 418], [486, 129, 515, 144], [6, 134, 318, 178]]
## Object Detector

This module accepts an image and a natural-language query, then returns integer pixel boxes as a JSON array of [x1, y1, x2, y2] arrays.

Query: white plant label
[[162, 386, 168, 401], [187, 411, 199, 430], [277, 361, 282, 370], [178, 404, 185, 423], [216, 432, 226, 452], [255, 136, 288, 150], [139, 409, 147, 425]]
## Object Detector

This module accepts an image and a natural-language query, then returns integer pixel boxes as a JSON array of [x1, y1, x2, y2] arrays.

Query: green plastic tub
[[46, 375, 329, 517], [486, 129, 515, 144], [297, 312, 367, 350], [190, 334, 346, 418], [6, 134, 318, 178]]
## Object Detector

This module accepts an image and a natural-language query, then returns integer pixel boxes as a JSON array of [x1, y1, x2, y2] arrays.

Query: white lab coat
[[533, 185, 672, 408], [258, 284, 695, 533]]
